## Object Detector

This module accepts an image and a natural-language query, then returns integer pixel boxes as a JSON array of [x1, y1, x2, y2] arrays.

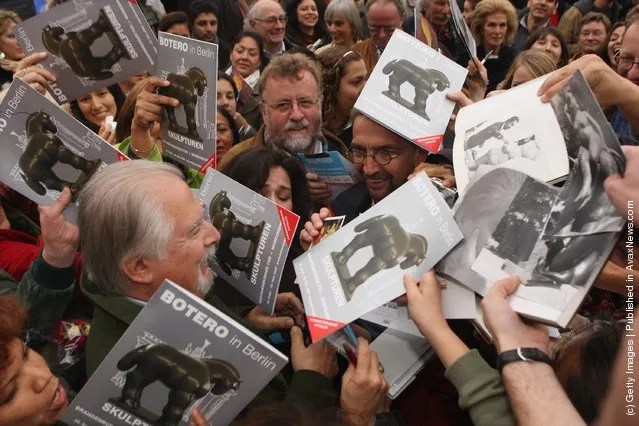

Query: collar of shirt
[[126, 296, 147, 307], [520, 14, 550, 31]]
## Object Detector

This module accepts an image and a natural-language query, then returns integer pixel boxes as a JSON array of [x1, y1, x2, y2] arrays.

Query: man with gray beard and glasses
[[218, 53, 351, 205], [78, 162, 340, 407]]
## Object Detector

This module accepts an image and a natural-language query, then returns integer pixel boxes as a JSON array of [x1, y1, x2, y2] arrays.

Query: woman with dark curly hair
[[317, 46, 367, 147], [284, 0, 330, 49], [522, 26, 570, 67]]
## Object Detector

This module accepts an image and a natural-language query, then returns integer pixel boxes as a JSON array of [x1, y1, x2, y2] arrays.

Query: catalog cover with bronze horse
[[63, 281, 287, 426], [294, 171, 463, 342], [13, 0, 157, 104], [0, 78, 127, 224], [198, 169, 300, 314], [157, 32, 218, 172], [354, 31, 467, 153]]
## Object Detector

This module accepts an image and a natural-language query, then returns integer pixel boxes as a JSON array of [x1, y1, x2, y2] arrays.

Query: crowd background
[[0, 0, 638, 425]]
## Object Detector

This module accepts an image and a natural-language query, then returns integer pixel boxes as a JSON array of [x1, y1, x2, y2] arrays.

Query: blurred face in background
[[327, 13, 355, 46], [77, 88, 117, 127], [231, 36, 261, 77], [0, 20, 23, 61], [367, 1, 402, 49], [531, 33, 563, 64]]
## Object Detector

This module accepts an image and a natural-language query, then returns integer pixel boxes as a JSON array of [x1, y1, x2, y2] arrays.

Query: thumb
[[290, 326, 305, 354], [492, 276, 521, 298], [21, 52, 47, 67], [403, 274, 420, 300], [262, 315, 295, 330]]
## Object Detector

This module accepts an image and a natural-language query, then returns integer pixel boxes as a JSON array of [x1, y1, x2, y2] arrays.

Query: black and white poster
[[452, 77, 570, 194]]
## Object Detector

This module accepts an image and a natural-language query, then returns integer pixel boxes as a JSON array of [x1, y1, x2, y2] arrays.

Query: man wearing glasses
[[332, 111, 428, 221], [353, 0, 405, 75], [610, 16, 639, 142], [246, 0, 293, 57], [217, 53, 350, 203]]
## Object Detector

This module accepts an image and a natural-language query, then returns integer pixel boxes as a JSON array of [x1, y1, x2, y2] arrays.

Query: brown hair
[[317, 46, 363, 121], [0, 10, 20, 36], [158, 11, 192, 34], [115, 77, 152, 144], [470, 0, 518, 46], [499, 50, 557, 89], [258, 53, 323, 100], [580, 12, 612, 32], [0, 296, 27, 375]]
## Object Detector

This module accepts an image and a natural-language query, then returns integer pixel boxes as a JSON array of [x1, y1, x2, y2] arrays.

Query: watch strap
[[497, 347, 552, 373]]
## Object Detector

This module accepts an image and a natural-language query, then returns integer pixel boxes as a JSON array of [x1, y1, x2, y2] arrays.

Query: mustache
[[284, 119, 309, 131], [365, 171, 391, 181], [204, 245, 217, 267]]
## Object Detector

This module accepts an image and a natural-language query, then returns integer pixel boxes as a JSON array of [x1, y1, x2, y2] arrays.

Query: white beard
[[196, 245, 216, 295]]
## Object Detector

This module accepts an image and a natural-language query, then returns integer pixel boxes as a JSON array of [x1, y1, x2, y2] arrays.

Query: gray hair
[[244, 0, 284, 31], [325, 0, 362, 42], [365, 0, 406, 19], [77, 160, 182, 296]]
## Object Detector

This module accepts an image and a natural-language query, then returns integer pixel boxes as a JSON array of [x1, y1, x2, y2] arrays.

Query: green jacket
[[81, 277, 338, 414], [445, 349, 515, 426], [115, 137, 204, 189], [0, 253, 74, 331]]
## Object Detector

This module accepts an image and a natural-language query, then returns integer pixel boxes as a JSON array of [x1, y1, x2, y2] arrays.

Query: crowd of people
[[0, 0, 638, 425]]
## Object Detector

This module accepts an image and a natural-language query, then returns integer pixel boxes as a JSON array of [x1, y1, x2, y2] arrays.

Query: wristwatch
[[497, 347, 552, 373]]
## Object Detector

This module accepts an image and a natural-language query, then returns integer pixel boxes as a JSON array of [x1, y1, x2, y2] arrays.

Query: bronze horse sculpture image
[[208, 190, 265, 277], [331, 214, 428, 301], [19, 111, 102, 202], [109, 344, 241, 426], [382, 59, 450, 121], [158, 67, 208, 141], [41, 8, 132, 80]]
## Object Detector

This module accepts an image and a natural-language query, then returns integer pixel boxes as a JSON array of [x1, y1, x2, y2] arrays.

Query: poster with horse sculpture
[[197, 168, 300, 314], [354, 31, 467, 153], [13, 0, 157, 104], [0, 79, 127, 224], [157, 32, 218, 172]]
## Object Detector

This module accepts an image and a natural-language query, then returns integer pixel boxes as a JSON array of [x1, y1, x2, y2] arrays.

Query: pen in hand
[[481, 49, 495, 64]]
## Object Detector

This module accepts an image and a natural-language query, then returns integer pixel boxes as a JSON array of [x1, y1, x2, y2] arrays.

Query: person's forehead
[[352, 115, 411, 149], [486, 13, 507, 22], [264, 71, 319, 100], [196, 12, 217, 22], [237, 37, 259, 49], [621, 24, 639, 51], [368, 2, 401, 21], [259, 3, 285, 18], [217, 78, 233, 92], [582, 21, 605, 30]]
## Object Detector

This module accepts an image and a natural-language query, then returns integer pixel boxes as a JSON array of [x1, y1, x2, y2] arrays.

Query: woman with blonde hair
[[0, 10, 24, 86], [498, 50, 558, 90], [470, 0, 518, 93]]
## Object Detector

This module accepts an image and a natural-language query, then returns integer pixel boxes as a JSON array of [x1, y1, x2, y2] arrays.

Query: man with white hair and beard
[[78, 161, 342, 409], [218, 53, 350, 203]]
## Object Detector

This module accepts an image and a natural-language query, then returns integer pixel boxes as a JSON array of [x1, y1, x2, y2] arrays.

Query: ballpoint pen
[[481, 49, 495, 64]]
